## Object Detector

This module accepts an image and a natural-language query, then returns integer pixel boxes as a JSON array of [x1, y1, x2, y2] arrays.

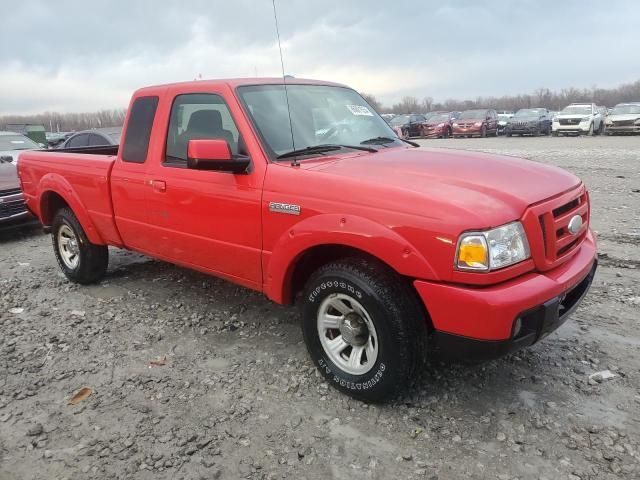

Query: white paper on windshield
[[346, 105, 373, 116], [10, 140, 26, 144]]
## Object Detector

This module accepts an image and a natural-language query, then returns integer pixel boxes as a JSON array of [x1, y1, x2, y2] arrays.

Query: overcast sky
[[1, 0, 638, 114]]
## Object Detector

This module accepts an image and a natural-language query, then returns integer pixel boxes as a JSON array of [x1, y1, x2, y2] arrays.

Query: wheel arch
[[264, 214, 437, 306], [38, 174, 105, 245]]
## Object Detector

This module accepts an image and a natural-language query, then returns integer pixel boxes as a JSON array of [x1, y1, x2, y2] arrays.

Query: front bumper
[[452, 126, 482, 136], [507, 125, 539, 134], [0, 192, 31, 225], [553, 123, 591, 133], [422, 127, 447, 138], [414, 231, 597, 361], [606, 125, 640, 134]]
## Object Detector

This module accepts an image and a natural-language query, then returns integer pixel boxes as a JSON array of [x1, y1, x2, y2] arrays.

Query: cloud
[[0, 0, 638, 114]]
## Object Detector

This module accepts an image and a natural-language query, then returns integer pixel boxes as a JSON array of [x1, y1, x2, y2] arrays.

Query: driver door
[[143, 89, 264, 289]]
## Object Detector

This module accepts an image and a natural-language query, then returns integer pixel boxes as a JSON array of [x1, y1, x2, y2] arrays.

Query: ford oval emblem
[[567, 215, 583, 235]]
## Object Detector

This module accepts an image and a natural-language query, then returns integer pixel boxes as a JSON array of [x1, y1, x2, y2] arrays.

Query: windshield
[[611, 105, 640, 115], [237, 84, 402, 159], [514, 109, 543, 117], [561, 105, 592, 115], [389, 115, 410, 126], [0, 134, 40, 151], [428, 114, 449, 122], [458, 110, 486, 119]]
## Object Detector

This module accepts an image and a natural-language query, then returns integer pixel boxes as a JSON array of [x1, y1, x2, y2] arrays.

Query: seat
[[177, 109, 236, 158]]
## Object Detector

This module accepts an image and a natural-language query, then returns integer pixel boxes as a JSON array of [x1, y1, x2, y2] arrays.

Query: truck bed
[[18, 148, 122, 245]]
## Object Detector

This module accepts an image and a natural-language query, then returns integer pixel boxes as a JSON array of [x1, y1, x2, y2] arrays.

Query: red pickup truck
[[18, 78, 597, 401]]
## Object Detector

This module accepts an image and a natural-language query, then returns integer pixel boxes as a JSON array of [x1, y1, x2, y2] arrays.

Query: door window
[[66, 134, 88, 148], [165, 93, 241, 167], [89, 134, 108, 146]]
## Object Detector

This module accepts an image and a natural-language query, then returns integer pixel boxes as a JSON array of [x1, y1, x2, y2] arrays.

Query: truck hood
[[555, 113, 592, 119], [607, 114, 640, 122], [0, 159, 20, 191], [306, 147, 580, 224]]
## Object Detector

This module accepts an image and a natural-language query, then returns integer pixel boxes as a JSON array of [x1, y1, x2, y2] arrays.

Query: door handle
[[151, 180, 166, 193]]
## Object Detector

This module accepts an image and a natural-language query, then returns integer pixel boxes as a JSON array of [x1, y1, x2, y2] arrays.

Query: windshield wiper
[[361, 136, 420, 147], [276, 144, 377, 160]]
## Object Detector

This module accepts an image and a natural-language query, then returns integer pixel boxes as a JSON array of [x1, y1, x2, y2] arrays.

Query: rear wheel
[[301, 258, 427, 402], [52, 207, 108, 284]]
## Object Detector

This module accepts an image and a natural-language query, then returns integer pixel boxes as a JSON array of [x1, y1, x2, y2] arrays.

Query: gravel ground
[[1, 135, 639, 480]]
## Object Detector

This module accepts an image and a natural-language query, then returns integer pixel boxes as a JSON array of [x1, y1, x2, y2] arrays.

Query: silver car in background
[[0, 131, 41, 165], [605, 102, 640, 135]]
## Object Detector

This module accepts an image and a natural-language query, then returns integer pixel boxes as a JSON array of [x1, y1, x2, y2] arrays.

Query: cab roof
[[134, 77, 348, 96]]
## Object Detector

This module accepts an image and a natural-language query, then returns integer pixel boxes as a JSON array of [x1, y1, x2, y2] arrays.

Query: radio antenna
[[271, 0, 299, 167]]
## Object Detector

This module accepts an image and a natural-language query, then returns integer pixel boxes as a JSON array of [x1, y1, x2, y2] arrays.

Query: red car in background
[[452, 109, 499, 138], [420, 112, 456, 138]]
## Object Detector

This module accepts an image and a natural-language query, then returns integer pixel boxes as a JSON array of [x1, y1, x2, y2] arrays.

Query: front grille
[[537, 191, 588, 262], [0, 187, 22, 196], [559, 118, 581, 125], [456, 122, 475, 128], [511, 121, 530, 128], [0, 200, 27, 218], [612, 119, 635, 127]]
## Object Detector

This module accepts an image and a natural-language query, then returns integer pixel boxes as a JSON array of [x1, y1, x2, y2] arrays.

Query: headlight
[[437, 123, 445, 127], [456, 221, 530, 271], [634, 118, 640, 125], [474, 122, 482, 126], [581, 117, 591, 122], [452, 123, 459, 127]]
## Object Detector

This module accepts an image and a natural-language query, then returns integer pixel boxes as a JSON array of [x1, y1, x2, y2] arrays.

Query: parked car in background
[[46, 131, 74, 148], [4, 124, 48, 147], [552, 104, 604, 136], [604, 102, 640, 135], [505, 108, 552, 136], [59, 127, 122, 149], [389, 114, 426, 138], [0, 131, 42, 165], [0, 156, 31, 227], [496, 111, 514, 135], [452, 109, 498, 138], [420, 112, 455, 138]]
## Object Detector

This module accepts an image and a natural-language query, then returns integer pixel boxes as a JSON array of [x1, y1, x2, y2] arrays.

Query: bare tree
[[1, 109, 127, 132]]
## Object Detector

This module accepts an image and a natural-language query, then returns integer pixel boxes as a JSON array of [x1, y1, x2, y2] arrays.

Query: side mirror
[[187, 139, 250, 174]]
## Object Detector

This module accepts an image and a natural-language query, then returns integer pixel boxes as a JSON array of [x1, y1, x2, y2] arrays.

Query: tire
[[301, 258, 427, 402], [587, 123, 594, 136], [443, 128, 450, 139], [506, 131, 512, 137], [552, 131, 558, 137], [533, 126, 540, 137], [481, 125, 487, 138], [52, 207, 108, 284], [402, 128, 410, 140]]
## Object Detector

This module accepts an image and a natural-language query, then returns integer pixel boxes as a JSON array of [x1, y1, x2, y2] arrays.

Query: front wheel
[[587, 123, 594, 136], [52, 207, 108, 284], [480, 125, 487, 138], [301, 258, 426, 402]]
